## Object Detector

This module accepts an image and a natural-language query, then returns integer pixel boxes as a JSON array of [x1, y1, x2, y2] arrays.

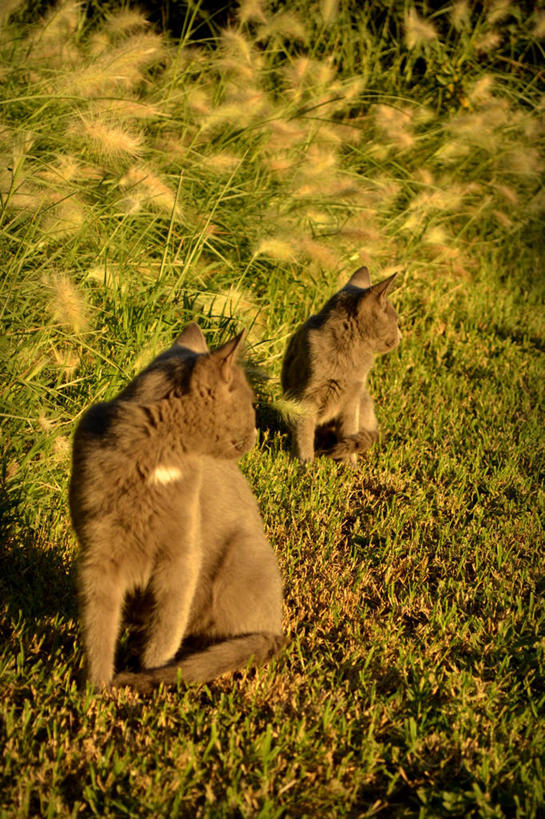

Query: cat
[[281, 266, 401, 463], [69, 322, 283, 693]]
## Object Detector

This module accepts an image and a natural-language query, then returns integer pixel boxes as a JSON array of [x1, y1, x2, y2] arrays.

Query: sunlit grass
[[1, 0, 544, 815]]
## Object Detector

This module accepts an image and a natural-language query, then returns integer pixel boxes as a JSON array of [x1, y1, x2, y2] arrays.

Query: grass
[[1, 0, 544, 815]]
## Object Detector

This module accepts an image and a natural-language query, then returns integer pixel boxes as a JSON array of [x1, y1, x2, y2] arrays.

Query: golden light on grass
[[46, 273, 88, 333], [404, 9, 438, 49]]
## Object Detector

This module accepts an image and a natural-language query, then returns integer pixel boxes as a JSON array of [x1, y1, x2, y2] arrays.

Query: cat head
[[341, 267, 402, 355], [124, 323, 257, 460]]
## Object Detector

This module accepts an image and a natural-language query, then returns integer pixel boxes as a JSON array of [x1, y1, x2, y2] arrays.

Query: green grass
[[1, 0, 545, 815]]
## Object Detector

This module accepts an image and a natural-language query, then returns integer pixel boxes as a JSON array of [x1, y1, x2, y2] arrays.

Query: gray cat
[[281, 267, 401, 463], [69, 323, 283, 693]]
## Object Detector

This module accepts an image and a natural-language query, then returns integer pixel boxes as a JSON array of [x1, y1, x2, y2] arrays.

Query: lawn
[[1, 0, 544, 815]]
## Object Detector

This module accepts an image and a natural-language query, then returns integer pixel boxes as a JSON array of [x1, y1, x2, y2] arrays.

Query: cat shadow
[[0, 527, 77, 624]]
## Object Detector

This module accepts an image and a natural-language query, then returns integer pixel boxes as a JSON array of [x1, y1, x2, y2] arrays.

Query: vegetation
[[1, 0, 544, 814]]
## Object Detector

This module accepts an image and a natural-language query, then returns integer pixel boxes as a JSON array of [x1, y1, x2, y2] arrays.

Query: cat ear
[[212, 329, 246, 383], [346, 266, 371, 289], [369, 272, 397, 305], [174, 322, 209, 353]]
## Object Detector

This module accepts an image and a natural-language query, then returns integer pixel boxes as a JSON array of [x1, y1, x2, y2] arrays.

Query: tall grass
[[1, 1, 544, 815]]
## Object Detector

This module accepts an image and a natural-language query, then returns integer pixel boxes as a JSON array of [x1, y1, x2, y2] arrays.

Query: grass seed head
[[255, 237, 297, 262], [74, 116, 144, 162], [320, 0, 339, 26], [46, 273, 88, 333], [119, 165, 181, 215], [103, 9, 150, 37], [257, 11, 307, 43], [450, 0, 470, 29], [237, 0, 267, 25], [404, 9, 438, 49], [474, 31, 502, 53], [487, 0, 512, 24]]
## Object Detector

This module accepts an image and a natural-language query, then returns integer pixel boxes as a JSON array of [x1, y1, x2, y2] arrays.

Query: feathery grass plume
[[533, 12, 545, 38], [284, 56, 336, 104], [408, 186, 466, 217], [474, 31, 502, 53], [256, 10, 307, 43], [50, 346, 80, 380], [265, 118, 307, 151], [487, 0, 512, 24], [450, 0, 470, 29], [468, 75, 495, 104], [297, 238, 341, 272], [320, 0, 339, 26], [64, 32, 165, 95], [185, 85, 213, 117], [202, 86, 268, 130], [218, 28, 260, 79], [73, 116, 144, 162], [492, 183, 519, 206], [103, 8, 150, 37], [422, 225, 450, 247], [434, 139, 471, 163], [447, 109, 502, 152], [45, 273, 88, 333], [119, 164, 181, 215], [374, 104, 415, 150], [263, 152, 296, 174], [502, 148, 543, 177], [195, 286, 264, 335], [39, 0, 81, 43], [202, 152, 242, 175], [404, 9, 438, 49], [492, 209, 514, 229], [254, 237, 297, 262], [41, 196, 86, 239], [237, 0, 267, 25], [36, 154, 102, 188]]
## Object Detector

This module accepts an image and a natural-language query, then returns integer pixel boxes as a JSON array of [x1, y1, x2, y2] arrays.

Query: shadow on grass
[[0, 480, 78, 675]]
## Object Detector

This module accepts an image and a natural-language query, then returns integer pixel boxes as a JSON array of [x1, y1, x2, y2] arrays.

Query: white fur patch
[[149, 465, 182, 486]]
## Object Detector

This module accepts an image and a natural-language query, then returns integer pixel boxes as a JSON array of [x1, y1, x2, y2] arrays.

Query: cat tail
[[112, 632, 284, 694], [328, 429, 379, 461]]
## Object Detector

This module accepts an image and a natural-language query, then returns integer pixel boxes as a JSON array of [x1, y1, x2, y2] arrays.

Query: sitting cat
[[69, 323, 283, 693], [281, 266, 401, 463]]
